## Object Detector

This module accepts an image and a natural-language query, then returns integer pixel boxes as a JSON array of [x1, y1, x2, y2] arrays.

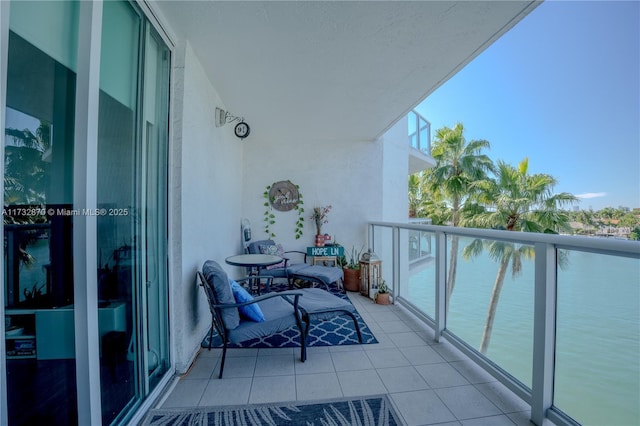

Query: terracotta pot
[[375, 292, 390, 305], [342, 267, 360, 292]]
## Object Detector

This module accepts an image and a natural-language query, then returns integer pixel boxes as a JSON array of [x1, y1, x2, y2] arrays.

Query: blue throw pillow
[[229, 280, 265, 322]]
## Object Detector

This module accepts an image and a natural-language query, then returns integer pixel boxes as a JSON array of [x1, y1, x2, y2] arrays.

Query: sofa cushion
[[202, 260, 240, 329], [230, 280, 265, 322]]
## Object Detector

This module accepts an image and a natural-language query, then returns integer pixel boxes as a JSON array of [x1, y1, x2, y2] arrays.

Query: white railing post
[[434, 231, 447, 341], [531, 242, 557, 425], [392, 226, 400, 300]]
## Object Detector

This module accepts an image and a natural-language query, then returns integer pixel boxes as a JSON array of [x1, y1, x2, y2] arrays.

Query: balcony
[[159, 293, 531, 425], [155, 223, 639, 426], [408, 110, 435, 174]]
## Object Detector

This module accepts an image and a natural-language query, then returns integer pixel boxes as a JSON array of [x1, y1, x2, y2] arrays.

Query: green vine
[[263, 185, 276, 238], [294, 186, 304, 239], [263, 183, 305, 239]]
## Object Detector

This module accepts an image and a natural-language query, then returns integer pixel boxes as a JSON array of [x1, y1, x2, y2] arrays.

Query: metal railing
[[368, 221, 640, 426], [408, 110, 431, 153]]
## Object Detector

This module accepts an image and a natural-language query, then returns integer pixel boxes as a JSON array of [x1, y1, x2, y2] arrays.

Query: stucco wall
[[381, 115, 410, 222], [241, 137, 383, 258], [170, 42, 245, 372]]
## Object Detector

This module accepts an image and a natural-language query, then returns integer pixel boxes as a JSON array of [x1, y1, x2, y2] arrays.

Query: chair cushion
[[202, 260, 240, 329], [286, 263, 312, 275], [230, 280, 265, 322], [296, 288, 355, 321], [292, 265, 343, 285], [258, 267, 289, 279], [259, 243, 286, 270], [227, 296, 300, 343]]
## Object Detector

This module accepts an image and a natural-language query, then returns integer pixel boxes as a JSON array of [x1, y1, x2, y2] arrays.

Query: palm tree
[[470, 158, 577, 354], [408, 173, 424, 218], [424, 123, 494, 313], [574, 209, 598, 235]]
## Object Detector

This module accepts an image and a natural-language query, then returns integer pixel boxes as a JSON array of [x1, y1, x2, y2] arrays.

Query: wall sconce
[[215, 107, 250, 139]]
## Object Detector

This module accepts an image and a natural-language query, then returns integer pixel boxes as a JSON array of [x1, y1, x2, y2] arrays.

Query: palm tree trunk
[[479, 256, 509, 354], [446, 196, 461, 315], [446, 235, 459, 314]]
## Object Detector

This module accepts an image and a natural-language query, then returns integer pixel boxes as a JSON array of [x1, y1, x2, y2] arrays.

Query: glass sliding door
[[140, 25, 170, 392], [96, 2, 141, 423], [2, 1, 170, 423], [3, 2, 79, 424], [97, 1, 170, 423]]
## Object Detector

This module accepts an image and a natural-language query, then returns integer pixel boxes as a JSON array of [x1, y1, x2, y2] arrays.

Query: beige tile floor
[[158, 292, 536, 426]]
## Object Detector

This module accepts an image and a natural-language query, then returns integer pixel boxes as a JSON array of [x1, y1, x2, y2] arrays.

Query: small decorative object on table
[[310, 205, 332, 246], [375, 280, 391, 305]]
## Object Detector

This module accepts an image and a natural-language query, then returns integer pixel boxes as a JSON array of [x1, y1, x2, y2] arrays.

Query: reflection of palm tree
[[425, 123, 493, 313], [469, 158, 577, 354], [4, 122, 51, 209]]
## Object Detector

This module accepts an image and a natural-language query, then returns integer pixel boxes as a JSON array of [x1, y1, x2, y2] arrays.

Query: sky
[[415, 0, 639, 211]]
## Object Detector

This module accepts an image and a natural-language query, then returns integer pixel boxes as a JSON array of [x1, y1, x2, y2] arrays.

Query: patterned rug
[[201, 283, 377, 349], [142, 395, 400, 425]]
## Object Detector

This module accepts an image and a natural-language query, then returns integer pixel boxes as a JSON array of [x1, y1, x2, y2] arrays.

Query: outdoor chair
[[246, 239, 343, 291], [197, 260, 306, 378]]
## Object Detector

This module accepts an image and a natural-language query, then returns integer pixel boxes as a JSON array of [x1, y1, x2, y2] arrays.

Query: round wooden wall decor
[[268, 180, 300, 211]]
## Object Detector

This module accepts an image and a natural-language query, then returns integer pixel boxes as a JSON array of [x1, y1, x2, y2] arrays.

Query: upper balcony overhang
[[409, 147, 436, 175], [155, 1, 540, 144]]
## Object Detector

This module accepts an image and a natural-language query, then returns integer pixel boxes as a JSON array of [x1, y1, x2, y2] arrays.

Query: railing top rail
[[369, 221, 640, 259]]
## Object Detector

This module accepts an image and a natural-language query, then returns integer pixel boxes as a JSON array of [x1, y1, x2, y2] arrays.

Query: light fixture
[[215, 107, 251, 139]]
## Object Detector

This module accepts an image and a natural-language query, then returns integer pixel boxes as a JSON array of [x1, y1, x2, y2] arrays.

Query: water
[[405, 239, 639, 426]]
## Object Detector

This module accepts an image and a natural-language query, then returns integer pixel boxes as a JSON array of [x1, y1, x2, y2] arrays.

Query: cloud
[[576, 192, 607, 199]]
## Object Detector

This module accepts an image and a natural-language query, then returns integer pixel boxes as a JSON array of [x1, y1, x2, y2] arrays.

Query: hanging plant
[[294, 189, 304, 239], [263, 185, 276, 238], [263, 182, 304, 239]]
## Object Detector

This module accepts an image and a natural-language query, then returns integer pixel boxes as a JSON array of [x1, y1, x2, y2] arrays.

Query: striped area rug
[[142, 395, 400, 426]]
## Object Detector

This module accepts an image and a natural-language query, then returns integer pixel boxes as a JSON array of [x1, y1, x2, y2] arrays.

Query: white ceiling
[[156, 1, 539, 143]]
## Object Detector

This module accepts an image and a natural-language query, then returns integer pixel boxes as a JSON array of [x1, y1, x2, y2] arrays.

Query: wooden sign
[[268, 180, 300, 211], [307, 246, 344, 257]]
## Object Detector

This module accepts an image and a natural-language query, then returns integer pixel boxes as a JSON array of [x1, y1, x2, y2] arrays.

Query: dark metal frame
[[196, 271, 307, 378]]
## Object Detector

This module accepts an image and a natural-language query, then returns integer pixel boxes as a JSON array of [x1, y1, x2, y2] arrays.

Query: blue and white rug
[[143, 395, 400, 425], [201, 284, 377, 349]]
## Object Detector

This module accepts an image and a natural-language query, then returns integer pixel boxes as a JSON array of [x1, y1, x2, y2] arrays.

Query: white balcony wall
[[170, 42, 245, 372], [380, 115, 410, 222], [242, 137, 381, 255]]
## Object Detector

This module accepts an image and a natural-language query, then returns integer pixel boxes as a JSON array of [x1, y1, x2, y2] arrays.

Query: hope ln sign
[[307, 246, 344, 257]]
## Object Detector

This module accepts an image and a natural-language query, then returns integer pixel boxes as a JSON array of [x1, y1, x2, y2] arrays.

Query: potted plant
[[340, 245, 363, 292], [309, 205, 332, 246], [375, 280, 391, 305]]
